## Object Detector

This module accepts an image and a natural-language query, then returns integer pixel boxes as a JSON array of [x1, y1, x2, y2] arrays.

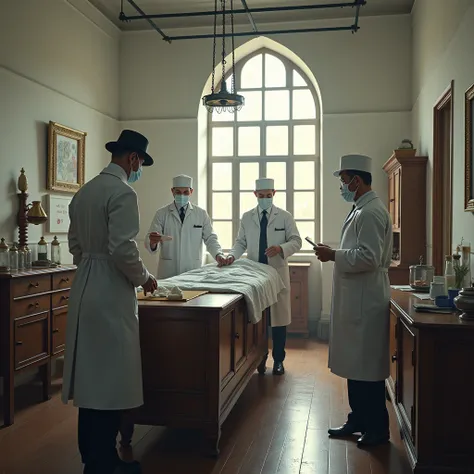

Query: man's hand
[[142, 275, 157, 295], [216, 254, 226, 267], [314, 244, 336, 263], [265, 245, 282, 258], [226, 255, 235, 265], [149, 232, 162, 248]]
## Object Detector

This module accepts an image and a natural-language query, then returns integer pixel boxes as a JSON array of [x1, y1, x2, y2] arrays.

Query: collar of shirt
[[175, 202, 189, 213], [258, 205, 273, 218]]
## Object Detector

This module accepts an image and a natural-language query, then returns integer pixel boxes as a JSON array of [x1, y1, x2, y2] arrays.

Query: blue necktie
[[179, 207, 186, 223], [259, 210, 268, 264]]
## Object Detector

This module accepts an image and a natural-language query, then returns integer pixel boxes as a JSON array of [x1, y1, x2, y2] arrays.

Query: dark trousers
[[268, 312, 287, 363], [78, 408, 122, 474], [346, 379, 389, 434]]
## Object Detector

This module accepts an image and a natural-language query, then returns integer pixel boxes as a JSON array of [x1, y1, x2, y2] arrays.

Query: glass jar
[[9, 242, 19, 272], [18, 245, 26, 270], [0, 238, 10, 272], [444, 255, 455, 290], [37, 236, 48, 261], [51, 236, 61, 265], [24, 246, 32, 269], [409, 257, 434, 292]]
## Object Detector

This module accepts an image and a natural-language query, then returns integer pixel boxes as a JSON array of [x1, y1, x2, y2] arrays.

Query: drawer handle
[[61, 277, 70, 283], [234, 333, 240, 339], [29, 302, 40, 308], [60, 295, 69, 301], [16, 341, 23, 346], [29, 282, 39, 288], [295, 296, 299, 300], [391, 354, 397, 362], [52, 328, 59, 333]]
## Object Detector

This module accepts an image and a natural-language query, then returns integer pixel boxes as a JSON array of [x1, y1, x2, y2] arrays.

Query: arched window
[[207, 48, 320, 252]]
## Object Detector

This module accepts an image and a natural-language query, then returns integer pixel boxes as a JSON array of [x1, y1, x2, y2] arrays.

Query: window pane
[[264, 90, 289, 120], [240, 192, 257, 215], [294, 125, 316, 155], [265, 54, 286, 88], [237, 91, 262, 122], [293, 69, 307, 87], [240, 162, 259, 190], [212, 221, 233, 250], [212, 163, 232, 190], [240, 54, 263, 89], [294, 161, 315, 190], [292, 89, 316, 119], [266, 126, 288, 156], [297, 221, 316, 250], [212, 127, 234, 156], [238, 126, 260, 156], [266, 162, 286, 191], [273, 191, 286, 210], [212, 192, 232, 219], [294, 191, 315, 219]]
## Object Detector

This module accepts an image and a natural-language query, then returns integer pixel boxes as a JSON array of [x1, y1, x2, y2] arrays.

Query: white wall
[[411, 0, 474, 261], [0, 0, 120, 262], [119, 14, 412, 328]]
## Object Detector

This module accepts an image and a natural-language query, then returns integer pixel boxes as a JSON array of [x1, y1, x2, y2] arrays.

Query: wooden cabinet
[[128, 294, 268, 456], [387, 289, 474, 473], [288, 262, 310, 336], [383, 152, 428, 285], [0, 266, 75, 426]]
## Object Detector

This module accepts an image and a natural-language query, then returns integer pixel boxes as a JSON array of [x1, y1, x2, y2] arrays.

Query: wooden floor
[[0, 339, 412, 474]]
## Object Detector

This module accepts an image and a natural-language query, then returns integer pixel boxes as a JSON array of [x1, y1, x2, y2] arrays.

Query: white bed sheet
[[155, 259, 286, 324]]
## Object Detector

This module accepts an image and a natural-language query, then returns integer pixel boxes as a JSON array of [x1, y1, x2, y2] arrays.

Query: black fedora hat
[[105, 129, 154, 166]]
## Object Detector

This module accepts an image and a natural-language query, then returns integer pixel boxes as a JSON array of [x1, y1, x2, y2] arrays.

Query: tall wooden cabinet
[[288, 262, 310, 337], [0, 266, 75, 426], [387, 290, 474, 473], [383, 152, 428, 284]]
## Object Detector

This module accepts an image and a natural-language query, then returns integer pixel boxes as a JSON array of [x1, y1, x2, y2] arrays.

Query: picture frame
[[47, 121, 86, 193], [464, 83, 474, 211], [47, 195, 72, 234]]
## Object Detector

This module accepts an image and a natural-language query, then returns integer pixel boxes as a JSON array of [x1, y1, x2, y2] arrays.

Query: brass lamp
[[17, 168, 48, 248]]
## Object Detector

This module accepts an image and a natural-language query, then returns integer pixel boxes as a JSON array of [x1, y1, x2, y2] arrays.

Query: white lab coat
[[329, 191, 392, 382], [62, 163, 150, 410], [230, 206, 302, 327], [145, 202, 222, 279]]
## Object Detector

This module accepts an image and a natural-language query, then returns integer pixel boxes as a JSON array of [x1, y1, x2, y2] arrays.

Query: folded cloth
[[157, 259, 286, 323]]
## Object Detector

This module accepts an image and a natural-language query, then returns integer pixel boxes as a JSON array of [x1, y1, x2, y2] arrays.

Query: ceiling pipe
[[240, 0, 258, 33]]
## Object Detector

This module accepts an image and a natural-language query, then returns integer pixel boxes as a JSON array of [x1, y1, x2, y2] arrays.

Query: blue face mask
[[174, 194, 190, 208], [340, 178, 358, 202], [258, 197, 273, 210], [127, 166, 142, 184]]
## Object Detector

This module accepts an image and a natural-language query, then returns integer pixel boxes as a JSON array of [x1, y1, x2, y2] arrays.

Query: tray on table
[[137, 290, 208, 302]]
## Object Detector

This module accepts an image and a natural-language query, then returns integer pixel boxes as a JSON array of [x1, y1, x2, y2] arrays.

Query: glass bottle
[[37, 236, 48, 261], [24, 245, 32, 269], [0, 238, 10, 272], [461, 240, 471, 288], [444, 255, 455, 290], [18, 245, 26, 270], [9, 242, 19, 272], [51, 236, 61, 265]]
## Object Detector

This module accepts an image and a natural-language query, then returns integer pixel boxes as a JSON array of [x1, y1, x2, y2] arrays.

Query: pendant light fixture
[[202, 0, 245, 114]]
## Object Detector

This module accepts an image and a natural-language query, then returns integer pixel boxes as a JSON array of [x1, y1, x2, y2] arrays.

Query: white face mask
[[258, 197, 273, 210], [340, 177, 358, 202]]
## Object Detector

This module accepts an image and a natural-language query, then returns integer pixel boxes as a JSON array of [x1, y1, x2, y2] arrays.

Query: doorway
[[432, 81, 454, 274]]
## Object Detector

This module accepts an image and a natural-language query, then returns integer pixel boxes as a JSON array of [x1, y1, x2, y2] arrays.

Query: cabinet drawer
[[52, 290, 70, 309], [289, 267, 304, 280], [11, 275, 50, 298], [52, 271, 75, 291], [14, 312, 49, 370], [11, 294, 51, 318], [290, 281, 302, 316], [52, 307, 67, 355]]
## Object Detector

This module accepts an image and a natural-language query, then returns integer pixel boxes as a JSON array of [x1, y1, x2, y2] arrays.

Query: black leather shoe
[[357, 432, 390, 447], [328, 423, 363, 437], [272, 362, 285, 375]]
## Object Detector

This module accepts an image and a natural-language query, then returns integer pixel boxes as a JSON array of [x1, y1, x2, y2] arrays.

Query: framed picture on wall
[[47, 194, 71, 234], [465, 83, 474, 212], [47, 121, 86, 193]]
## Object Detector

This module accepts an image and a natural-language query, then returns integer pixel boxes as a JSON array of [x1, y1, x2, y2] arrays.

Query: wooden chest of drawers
[[0, 266, 76, 426], [288, 262, 310, 337]]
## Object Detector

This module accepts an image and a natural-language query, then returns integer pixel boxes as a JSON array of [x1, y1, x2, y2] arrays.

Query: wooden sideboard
[[387, 289, 474, 473], [124, 293, 269, 456], [0, 266, 75, 426], [288, 262, 310, 337]]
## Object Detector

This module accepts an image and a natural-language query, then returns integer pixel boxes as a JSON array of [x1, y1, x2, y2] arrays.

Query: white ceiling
[[88, 0, 415, 30]]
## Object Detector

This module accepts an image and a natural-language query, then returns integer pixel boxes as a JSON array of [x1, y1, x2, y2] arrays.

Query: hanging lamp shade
[[202, 80, 244, 113]]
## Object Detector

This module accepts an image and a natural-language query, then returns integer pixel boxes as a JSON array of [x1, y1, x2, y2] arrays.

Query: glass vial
[[37, 236, 48, 261], [51, 236, 61, 265], [18, 245, 26, 270], [9, 242, 19, 272], [444, 255, 455, 290], [24, 245, 32, 269], [0, 238, 10, 272]]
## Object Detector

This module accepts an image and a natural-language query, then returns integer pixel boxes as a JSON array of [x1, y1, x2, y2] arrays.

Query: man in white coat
[[144, 174, 225, 278], [226, 178, 302, 375], [315, 154, 392, 448], [62, 129, 158, 474]]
